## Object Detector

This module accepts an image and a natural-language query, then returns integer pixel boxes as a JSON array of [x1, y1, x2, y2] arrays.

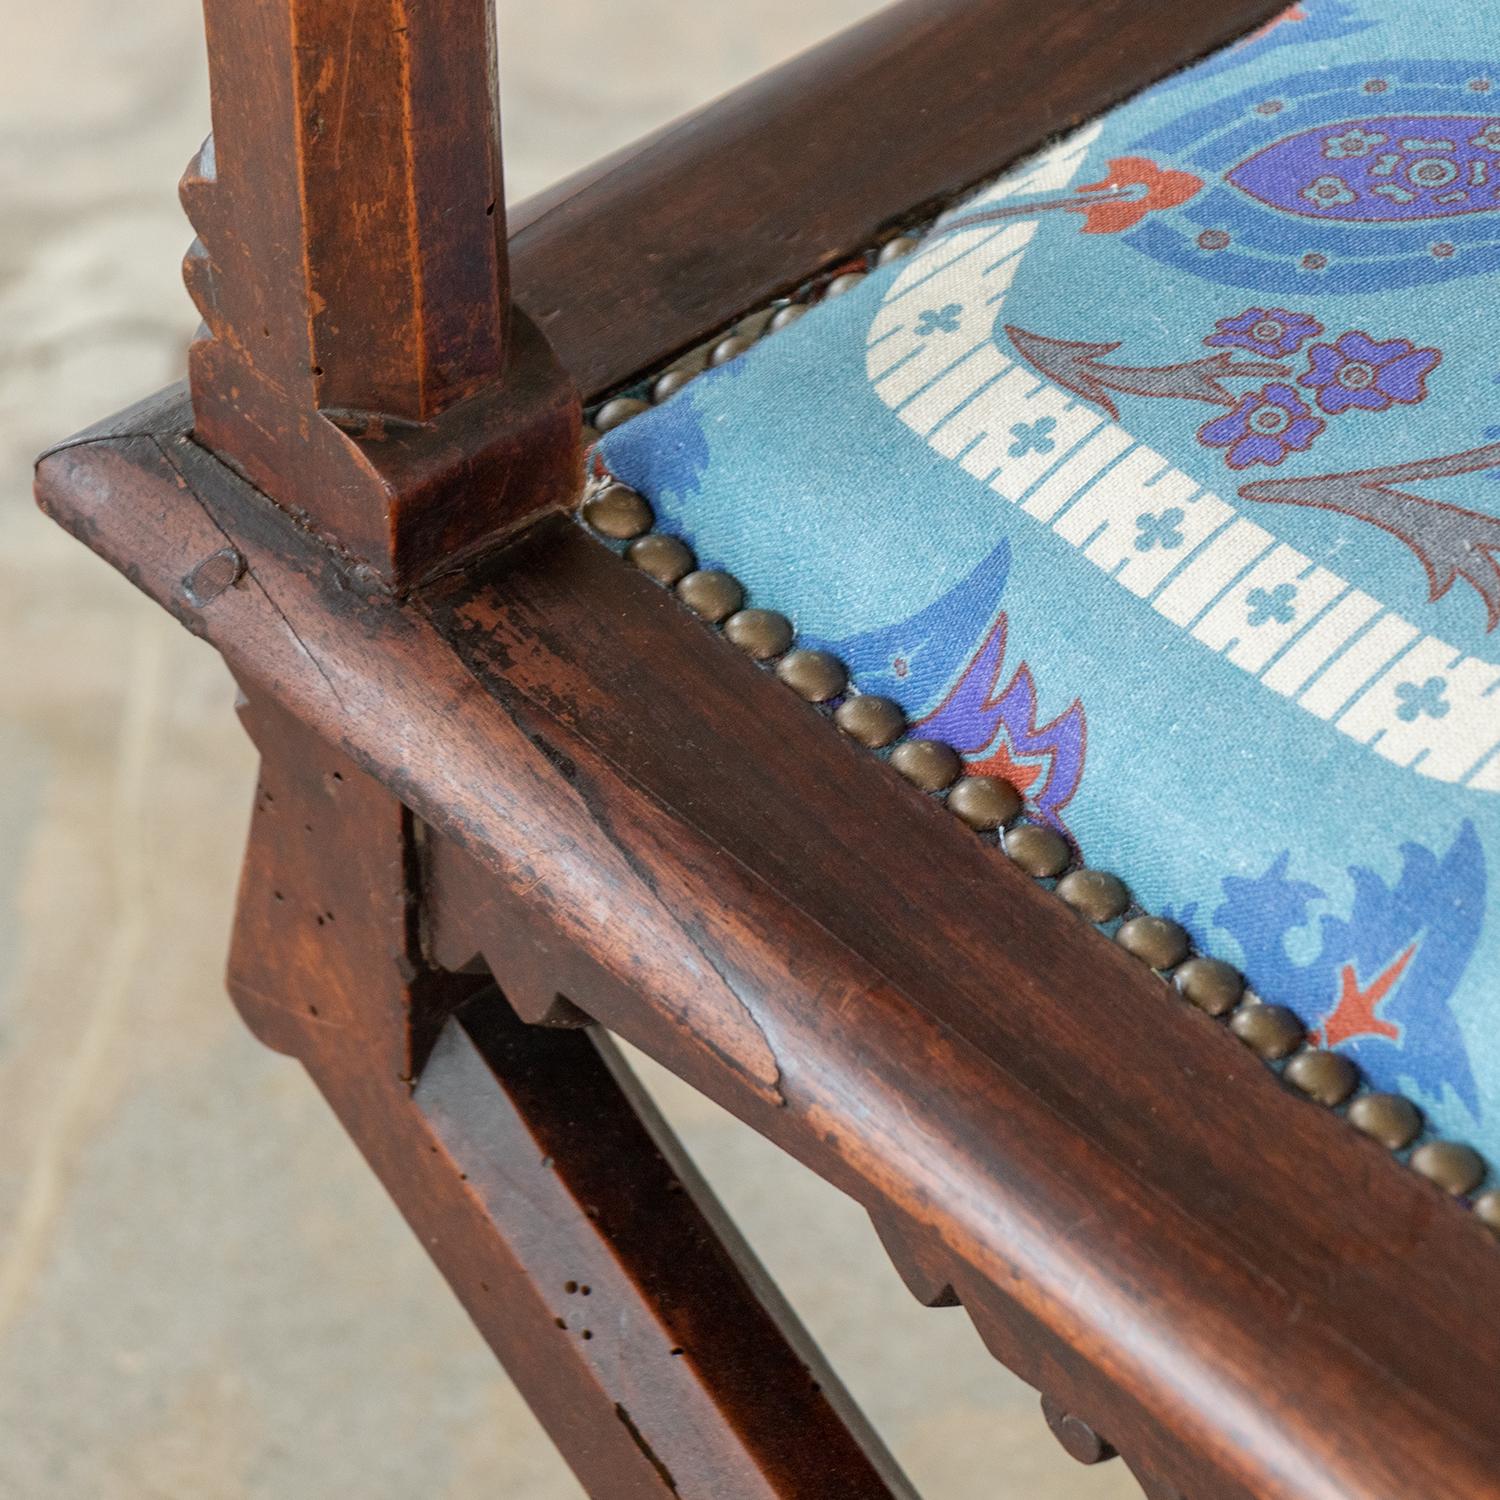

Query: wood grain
[[505, 0, 1288, 401], [41, 2, 1492, 1495], [184, 0, 579, 585], [227, 691, 910, 1498], [37, 395, 1500, 1500]]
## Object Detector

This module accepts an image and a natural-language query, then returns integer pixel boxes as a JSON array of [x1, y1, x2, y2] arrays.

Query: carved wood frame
[[36, 1, 1500, 1496]]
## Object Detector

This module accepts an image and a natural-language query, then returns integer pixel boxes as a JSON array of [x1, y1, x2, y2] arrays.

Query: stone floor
[[1, 4, 1146, 1495]]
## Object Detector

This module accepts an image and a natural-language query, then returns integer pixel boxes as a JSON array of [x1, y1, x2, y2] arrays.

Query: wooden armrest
[[507, 0, 1288, 402], [36, 393, 1500, 1500]]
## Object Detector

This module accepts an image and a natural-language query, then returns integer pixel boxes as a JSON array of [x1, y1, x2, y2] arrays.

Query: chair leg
[[224, 692, 910, 1500]]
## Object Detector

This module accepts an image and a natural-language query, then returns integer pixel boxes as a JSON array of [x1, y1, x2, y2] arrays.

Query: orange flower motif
[[1313, 945, 1416, 1049], [1072, 157, 1205, 234], [1237, 2, 1309, 47]]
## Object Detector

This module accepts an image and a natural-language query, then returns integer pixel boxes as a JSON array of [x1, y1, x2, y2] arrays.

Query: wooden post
[[226, 694, 910, 1498], [183, 0, 579, 587]]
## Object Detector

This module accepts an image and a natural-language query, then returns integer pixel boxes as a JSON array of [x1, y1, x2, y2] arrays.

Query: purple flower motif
[[1199, 384, 1325, 469], [1207, 306, 1323, 359], [1299, 331, 1441, 415]]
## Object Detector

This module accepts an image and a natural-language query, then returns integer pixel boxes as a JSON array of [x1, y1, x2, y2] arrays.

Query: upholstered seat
[[597, 0, 1500, 1188], [40, 0, 1500, 1487]]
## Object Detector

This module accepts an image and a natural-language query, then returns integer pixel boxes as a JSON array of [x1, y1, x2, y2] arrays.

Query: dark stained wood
[[192, 0, 511, 423], [1042, 1397, 1120, 1467], [36, 394, 1500, 1500], [38, 1, 1499, 1494], [228, 692, 910, 1498], [865, 1215, 958, 1310], [505, 0, 1287, 401], [185, 0, 580, 584]]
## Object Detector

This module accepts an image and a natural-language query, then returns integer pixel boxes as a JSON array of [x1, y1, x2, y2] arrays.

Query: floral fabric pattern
[[1323, 125, 1389, 157], [1300, 331, 1441, 413], [601, 0, 1500, 1180], [1207, 307, 1324, 359], [1199, 383, 1325, 468]]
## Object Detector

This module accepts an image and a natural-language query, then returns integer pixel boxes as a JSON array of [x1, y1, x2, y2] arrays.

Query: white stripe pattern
[[867, 128, 1500, 790]]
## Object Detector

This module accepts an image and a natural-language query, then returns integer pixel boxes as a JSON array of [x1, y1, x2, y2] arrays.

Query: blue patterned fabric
[[601, 1, 1500, 1175]]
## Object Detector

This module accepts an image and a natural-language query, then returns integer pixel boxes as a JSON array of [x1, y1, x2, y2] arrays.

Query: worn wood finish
[[185, 0, 579, 584], [36, 395, 1500, 1500], [228, 692, 910, 1498], [41, 0, 1500, 1493], [505, 0, 1287, 401]]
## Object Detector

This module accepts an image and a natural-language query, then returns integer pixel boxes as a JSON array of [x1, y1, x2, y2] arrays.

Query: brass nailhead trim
[[734, 308, 775, 341], [1055, 868, 1129, 924], [723, 608, 794, 661], [710, 333, 756, 366], [825, 270, 868, 298], [1348, 1092, 1422, 1152], [676, 569, 745, 623], [1004, 823, 1070, 879], [626, 533, 695, 586], [1229, 1002, 1304, 1061], [595, 395, 651, 432], [586, 464, 1499, 1227], [1474, 1190, 1500, 1231], [1410, 1141, 1487, 1198], [652, 368, 696, 403], [834, 694, 907, 749], [576, 199, 1499, 1227], [878, 235, 920, 265], [582, 483, 653, 540], [1283, 1049, 1359, 1107], [890, 738, 963, 793], [946, 775, 1022, 832], [776, 648, 848, 702], [1173, 956, 1244, 1017], [1116, 916, 1189, 972]]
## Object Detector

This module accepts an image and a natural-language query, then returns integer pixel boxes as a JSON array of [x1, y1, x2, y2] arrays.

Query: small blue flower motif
[[1395, 676, 1452, 722], [1009, 417, 1057, 457], [915, 303, 963, 336], [1471, 121, 1500, 152], [1198, 384, 1325, 470], [1323, 126, 1388, 160], [1246, 582, 1298, 627], [1207, 307, 1323, 360], [1300, 331, 1440, 416], [1134, 507, 1187, 553], [1302, 174, 1358, 209]]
